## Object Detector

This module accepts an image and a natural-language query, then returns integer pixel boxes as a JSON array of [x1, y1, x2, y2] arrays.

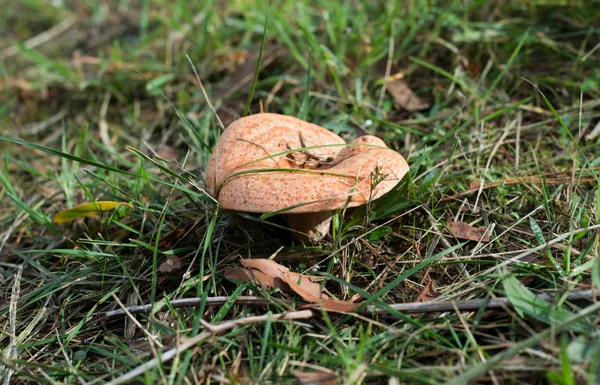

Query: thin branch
[[103, 310, 314, 385], [105, 289, 599, 318], [111, 293, 163, 347]]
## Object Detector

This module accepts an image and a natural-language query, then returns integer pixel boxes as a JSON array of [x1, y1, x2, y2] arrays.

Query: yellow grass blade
[[52, 201, 133, 224]]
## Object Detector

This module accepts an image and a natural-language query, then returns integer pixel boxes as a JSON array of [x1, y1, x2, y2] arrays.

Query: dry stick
[[105, 289, 599, 318], [103, 310, 314, 385], [111, 293, 163, 348]]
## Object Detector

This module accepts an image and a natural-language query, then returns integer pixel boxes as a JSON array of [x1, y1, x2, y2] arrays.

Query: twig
[[105, 289, 599, 318], [111, 293, 163, 348], [103, 310, 314, 385], [106, 296, 288, 317]]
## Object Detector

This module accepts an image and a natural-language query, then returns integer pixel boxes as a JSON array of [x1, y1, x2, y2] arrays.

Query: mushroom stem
[[287, 211, 333, 244]]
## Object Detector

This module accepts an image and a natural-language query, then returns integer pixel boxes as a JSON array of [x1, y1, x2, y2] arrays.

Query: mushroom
[[205, 113, 409, 244]]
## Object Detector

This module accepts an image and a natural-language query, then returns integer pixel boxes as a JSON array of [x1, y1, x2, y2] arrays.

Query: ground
[[1, 1, 600, 384]]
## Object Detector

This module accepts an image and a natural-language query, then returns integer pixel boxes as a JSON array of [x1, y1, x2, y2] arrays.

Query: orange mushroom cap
[[205, 113, 409, 214]]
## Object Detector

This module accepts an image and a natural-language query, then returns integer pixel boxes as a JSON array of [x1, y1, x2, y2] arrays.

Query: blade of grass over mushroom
[[259, 187, 372, 220], [242, 14, 268, 117], [217, 168, 359, 199], [236, 142, 390, 169]]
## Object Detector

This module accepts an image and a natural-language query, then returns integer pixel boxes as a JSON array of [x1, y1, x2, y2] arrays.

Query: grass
[[1, 0, 600, 384]]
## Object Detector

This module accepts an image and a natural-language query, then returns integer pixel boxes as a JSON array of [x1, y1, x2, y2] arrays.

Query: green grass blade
[[243, 14, 268, 117]]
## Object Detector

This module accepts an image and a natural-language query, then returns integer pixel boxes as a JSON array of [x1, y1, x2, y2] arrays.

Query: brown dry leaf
[[241, 258, 289, 277], [293, 369, 337, 385], [447, 221, 491, 242], [386, 79, 430, 111], [283, 274, 360, 312], [469, 179, 480, 190], [229, 259, 360, 312], [241, 259, 323, 298], [224, 266, 284, 290], [158, 255, 181, 273], [415, 280, 438, 303]]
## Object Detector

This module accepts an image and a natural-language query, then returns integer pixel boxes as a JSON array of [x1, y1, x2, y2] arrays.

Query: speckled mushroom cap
[[205, 113, 409, 213]]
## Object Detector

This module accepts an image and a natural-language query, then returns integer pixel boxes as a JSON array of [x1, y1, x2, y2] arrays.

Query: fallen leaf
[[469, 179, 481, 190], [53, 201, 133, 224], [386, 78, 430, 111], [241, 259, 323, 298], [284, 274, 360, 312], [293, 369, 337, 385], [158, 255, 181, 273], [415, 280, 438, 303], [225, 259, 361, 312], [447, 221, 491, 242], [224, 266, 284, 290]]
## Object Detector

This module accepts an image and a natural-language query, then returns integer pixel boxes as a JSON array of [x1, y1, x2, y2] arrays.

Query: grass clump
[[1, 1, 600, 384]]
